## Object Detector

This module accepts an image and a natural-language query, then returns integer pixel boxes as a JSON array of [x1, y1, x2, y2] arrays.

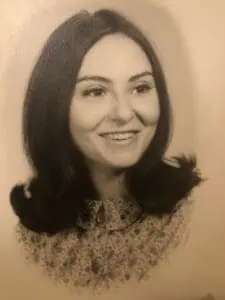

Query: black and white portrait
[[1, 1, 225, 300]]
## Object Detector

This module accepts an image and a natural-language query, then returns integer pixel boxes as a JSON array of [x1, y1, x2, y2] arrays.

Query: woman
[[10, 8, 203, 292]]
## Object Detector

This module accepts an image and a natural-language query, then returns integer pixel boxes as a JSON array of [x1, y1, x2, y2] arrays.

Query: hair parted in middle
[[10, 8, 203, 234]]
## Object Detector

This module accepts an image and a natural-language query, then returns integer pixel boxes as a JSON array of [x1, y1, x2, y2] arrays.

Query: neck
[[87, 162, 125, 199]]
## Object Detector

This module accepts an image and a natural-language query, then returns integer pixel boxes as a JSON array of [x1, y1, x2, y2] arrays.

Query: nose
[[110, 95, 134, 123]]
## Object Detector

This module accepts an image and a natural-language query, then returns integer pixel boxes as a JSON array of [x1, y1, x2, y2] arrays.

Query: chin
[[107, 156, 140, 169]]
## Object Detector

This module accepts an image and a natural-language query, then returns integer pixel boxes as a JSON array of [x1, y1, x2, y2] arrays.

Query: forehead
[[78, 33, 153, 79]]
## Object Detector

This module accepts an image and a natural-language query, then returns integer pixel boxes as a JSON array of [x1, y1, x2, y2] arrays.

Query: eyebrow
[[76, 71, 153, 84]]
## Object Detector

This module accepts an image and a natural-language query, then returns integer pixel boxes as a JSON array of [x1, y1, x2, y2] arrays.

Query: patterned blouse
[[16, 191, 190, 294]]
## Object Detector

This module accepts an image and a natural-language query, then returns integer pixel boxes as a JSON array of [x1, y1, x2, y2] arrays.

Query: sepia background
[[0, 0, 225, 299]]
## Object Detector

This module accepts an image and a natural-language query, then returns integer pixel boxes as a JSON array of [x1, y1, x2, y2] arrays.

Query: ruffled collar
[[76, 192, 144, 232]]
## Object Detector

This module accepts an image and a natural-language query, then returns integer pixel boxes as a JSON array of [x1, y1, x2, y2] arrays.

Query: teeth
[[104, 132, 135, 140]]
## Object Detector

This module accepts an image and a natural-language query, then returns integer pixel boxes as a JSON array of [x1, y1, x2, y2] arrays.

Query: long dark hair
[[10, 9, 203, 234]]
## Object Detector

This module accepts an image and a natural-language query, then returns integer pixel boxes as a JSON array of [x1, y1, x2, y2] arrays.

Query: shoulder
[[139, 196, 193, 252], [16, 223, 81, 264]]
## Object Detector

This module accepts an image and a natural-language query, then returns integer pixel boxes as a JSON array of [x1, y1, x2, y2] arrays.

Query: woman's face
[[69, 33, 160, 170]]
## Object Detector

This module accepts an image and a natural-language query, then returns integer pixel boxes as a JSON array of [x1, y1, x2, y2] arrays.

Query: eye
[[132, 83, 153, 95], [82, 87, 106, 98]]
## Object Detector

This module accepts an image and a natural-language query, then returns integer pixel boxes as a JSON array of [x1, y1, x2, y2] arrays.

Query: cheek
[[69, 100, 106, 132], [135, 90, 160, 125]]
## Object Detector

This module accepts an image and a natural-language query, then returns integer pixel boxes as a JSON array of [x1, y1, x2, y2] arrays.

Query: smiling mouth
[[100, 131, 140, 141]]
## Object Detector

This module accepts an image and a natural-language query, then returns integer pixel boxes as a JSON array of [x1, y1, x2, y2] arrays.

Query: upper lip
[[100, 130, 140, 136]]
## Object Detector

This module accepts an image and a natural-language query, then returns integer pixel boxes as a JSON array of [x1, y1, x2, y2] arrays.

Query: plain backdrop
[[0, 1, 225, 299]]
